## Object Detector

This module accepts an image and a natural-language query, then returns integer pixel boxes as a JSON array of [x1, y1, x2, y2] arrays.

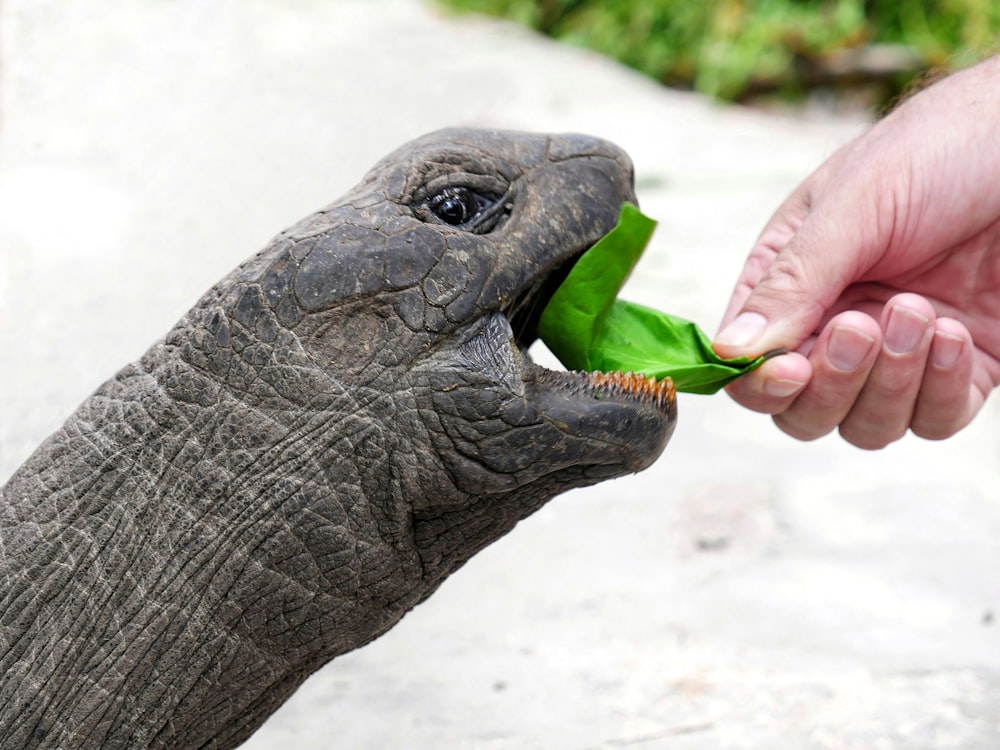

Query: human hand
[[713, 56, 1000, 449]]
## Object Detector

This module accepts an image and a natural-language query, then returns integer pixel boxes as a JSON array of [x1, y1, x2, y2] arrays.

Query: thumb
[[713, 210, 863, 359]]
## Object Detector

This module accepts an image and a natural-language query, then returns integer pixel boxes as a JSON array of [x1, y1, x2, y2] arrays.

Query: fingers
[[837, 295, 936, 449], [773, 311, 881, 441], [725, 295, 979, 448], [910, 317, 976, 440], [723, 350, 812, 413]]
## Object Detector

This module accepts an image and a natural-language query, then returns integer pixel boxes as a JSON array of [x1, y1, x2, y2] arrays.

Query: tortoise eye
[[427, 187, 491, 226]]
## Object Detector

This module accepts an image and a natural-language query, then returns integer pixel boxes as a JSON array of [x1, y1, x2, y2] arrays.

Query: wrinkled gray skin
[[0, 129, 675, 749]]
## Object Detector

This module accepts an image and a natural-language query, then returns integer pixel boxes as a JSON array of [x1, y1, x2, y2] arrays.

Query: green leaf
[[537, 203, 655, 372], [538, 203, 779, 394]]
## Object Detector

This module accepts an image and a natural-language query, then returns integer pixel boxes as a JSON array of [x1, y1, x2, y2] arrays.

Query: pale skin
[[713, 54, 1000, 450]]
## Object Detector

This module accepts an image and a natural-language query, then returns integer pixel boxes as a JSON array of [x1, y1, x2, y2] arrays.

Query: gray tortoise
[[0, 129, 676, 748]]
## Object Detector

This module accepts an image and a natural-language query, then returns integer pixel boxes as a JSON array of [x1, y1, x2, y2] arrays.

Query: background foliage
[[436, 0, 999, 105]]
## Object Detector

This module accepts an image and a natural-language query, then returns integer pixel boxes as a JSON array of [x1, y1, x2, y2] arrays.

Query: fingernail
[[765, 378, 806, 398], [931, 330, 963, 369], [884, 306, 930, 355], [827, 325, 875, 372], [715, 312, 767, 349]]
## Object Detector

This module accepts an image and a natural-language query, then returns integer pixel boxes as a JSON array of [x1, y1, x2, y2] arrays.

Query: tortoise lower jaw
[[523, 362, 677, 473], [527, 365, 676, 422], [576, 370, 676, 415]]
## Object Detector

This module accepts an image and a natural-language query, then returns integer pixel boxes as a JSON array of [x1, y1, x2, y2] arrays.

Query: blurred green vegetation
[[436, 0, 998, 105]]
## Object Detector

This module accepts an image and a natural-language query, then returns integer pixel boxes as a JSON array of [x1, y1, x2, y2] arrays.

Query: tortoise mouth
[[529, 365, 676, 418], [500, 234, 676, 419]]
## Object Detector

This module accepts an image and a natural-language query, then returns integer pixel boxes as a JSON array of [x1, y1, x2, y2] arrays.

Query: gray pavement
[[1, 1, 999, 748]]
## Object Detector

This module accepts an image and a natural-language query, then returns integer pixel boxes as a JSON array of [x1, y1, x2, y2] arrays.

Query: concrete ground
[[1, 1, 998, 748]]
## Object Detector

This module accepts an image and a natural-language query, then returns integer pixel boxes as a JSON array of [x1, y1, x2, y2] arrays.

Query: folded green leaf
[[537, 203, 655, 372], [538, 203, 779, 394]]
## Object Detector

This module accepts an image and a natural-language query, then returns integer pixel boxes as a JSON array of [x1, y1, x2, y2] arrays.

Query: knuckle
[[774, 411, 834, 442], [911, 408, 967, 441], [725, 381, 785, 416], [839, 402, 912, 448], [839, 420, 906, 450], [761, 256, 829, 320], [868, 368, 922, 401], [911, 422, 955, 441], [798, 384, 855, 414]]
